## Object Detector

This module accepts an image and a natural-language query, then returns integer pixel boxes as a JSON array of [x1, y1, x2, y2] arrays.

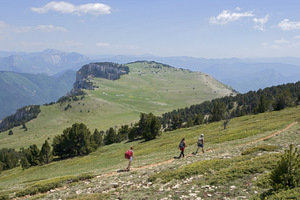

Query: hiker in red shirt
[[125, 146, 136, 171]]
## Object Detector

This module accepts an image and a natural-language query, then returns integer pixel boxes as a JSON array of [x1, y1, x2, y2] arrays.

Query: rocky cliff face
[[72, 62, 129, 91]]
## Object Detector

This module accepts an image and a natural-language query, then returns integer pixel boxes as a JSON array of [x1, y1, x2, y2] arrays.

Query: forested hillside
[[159, 81, 300, 130], [0, 70, 76, 119]]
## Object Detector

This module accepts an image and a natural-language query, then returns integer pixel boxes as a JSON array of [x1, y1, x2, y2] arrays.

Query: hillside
[[92, 55, 300, 93], [0, 70, 76, 119], [0, 61, 235, 150], [0, 106, 299, 199]]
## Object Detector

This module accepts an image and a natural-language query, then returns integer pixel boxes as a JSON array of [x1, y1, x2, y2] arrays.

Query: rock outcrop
[[72, 62, 129, 91]]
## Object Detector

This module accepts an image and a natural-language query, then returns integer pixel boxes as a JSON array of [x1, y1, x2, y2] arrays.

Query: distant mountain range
[[0, 49, 89, 75], [1, 49, 299, 119], [1, 49, 299, 93]]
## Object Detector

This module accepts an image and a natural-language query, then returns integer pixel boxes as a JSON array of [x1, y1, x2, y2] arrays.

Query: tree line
[[159, 81, 300, 131], [0, 112, 161, 172]]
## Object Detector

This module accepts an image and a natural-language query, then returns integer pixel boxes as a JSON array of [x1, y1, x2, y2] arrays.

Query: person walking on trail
[[178, 138, 186, 158], [125, 146, 136, 171], [196, 134, 205, 154]]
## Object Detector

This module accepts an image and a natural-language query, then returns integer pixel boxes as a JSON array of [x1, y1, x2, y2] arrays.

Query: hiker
[[125, 146, 136, 171], [196, 134, 205, 153], [178, 138, 186, 158]]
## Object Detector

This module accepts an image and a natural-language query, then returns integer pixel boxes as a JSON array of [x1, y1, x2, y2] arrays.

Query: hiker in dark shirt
[[178, 138, 186, 158]]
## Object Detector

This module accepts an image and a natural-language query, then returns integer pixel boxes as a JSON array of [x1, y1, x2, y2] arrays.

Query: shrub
[[148, 158, 232, 183], [270, 144, 300, 191], [15, 174, 94, 197], [241, 145, 279, 155], [0, 194, 9, 200], [68, 193, 110, 200]]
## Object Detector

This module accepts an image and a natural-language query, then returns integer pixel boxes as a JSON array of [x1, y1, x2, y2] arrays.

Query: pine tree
[[93, 129, 104, 147], [40, 140, 53, 164], [258, 94, 268, 113], [270, 144, 300, 190], [171, 115, 183, 130], [194, 113, 204, 125], [142, 113, 161, 141], [117, 125, 129, 141], [104, 127, 118, 145], [20, 156, 30, 170], [24, 144, 40, 166], [209, 100, 226, 122], [52, 123, 93, 158]]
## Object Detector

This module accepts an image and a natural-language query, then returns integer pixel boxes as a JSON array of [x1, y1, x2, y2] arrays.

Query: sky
[[0, 0, 300, 58]]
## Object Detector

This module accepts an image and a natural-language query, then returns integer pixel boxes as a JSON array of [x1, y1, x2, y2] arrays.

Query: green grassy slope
[[0, 106, 299, 198], [0, 61, 235, 149]]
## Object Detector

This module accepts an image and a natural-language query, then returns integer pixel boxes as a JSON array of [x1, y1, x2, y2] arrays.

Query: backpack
[[125, 150, 132, 159], [197, 137, 203, 145], [179, 141, 185, 149]]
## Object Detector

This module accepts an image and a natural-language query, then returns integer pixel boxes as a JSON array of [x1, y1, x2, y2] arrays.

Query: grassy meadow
[[0, 61, 234, 149], [0, 106, 299, 199]]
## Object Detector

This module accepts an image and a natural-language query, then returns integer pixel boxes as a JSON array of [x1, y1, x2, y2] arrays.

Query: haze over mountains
[[0, 49, 300, 119], [0, 70, 76, 119]]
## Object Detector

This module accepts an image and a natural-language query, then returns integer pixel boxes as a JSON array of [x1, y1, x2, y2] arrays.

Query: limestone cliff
[[72, 62, 129, 91]]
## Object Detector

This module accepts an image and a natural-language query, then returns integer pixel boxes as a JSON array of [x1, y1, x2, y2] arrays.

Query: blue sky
[[0, 0, 300, 58]]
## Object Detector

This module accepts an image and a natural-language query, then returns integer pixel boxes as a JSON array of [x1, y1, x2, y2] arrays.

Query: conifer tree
[[209, 100, 226, 122], [20, 156, 30, 170], [24, 144, 40, 166], [104, 127, 119, 145], [270, 144, 300, 190], [40, 140, 53, 164], [52, 123, 93, 158], [142, 113, 161, 141], [93, 129, 104, 147]]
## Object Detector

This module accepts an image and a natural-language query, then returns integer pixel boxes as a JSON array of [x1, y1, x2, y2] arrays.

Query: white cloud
[[253, 15, 269, 31], [278, 19, 300, 30], [31, 1, 111, 16], [295, 35, 300, 39], [209, 9, 254, 25], [273, 38, 290, 44], [35, 25, 67, 32], [96, 42, 110, 47], [0, 20, 67, 34]]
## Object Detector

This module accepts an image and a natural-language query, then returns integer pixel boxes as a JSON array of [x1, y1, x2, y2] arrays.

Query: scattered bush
[[68, 193, 110, 200], [148, 153, 281, 185], [0, 194, 9, 200], [270, 144, 300, 191], [15, 174, 94, 198], [241, 145, 279, 155]]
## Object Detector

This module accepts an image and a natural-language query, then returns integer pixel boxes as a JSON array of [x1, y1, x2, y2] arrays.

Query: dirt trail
[[237, 121, 298, 146], [98, 121, 298, 178]]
